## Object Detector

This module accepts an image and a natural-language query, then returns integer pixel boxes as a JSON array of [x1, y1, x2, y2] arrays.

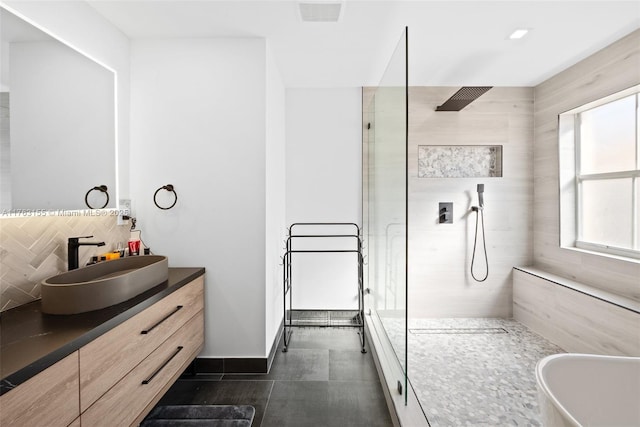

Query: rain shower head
[[436, 87, 492, 112]]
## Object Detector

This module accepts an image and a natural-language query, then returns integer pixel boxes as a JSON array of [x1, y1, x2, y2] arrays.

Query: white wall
[[1, 40, 8, 91], [265, 44, 286, 354], [3, 0, 131, 200], [285, 88, 362, 310], [131, 38, 282, 358], [5, 3, 287, 357]]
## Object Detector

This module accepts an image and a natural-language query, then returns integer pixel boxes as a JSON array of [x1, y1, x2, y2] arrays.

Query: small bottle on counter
[[128, 239, 140, 256], [117, 242, 126, 258]]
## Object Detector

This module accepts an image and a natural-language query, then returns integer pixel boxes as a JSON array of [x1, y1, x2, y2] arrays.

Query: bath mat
[[141, 405, 255, 427]]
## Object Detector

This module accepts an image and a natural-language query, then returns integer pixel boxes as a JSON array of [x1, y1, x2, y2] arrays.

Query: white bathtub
[[536, 353, 640, 427]]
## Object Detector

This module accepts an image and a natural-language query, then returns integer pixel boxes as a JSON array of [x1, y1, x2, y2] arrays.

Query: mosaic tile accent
[[0, 214, 131, 311], [380, 317, 564, 426], [418, 145, 502, 178]]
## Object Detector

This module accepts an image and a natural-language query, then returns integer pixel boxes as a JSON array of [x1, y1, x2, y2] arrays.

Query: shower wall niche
[[418, 145, 503, 178]]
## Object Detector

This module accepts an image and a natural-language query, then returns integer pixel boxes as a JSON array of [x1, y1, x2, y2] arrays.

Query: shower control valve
[[439, 202, 453, 224]]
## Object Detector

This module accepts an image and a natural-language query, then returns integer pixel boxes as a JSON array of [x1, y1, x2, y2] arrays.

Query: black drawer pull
[[141, 305, 183, 335], [142, 346, 183, 385]]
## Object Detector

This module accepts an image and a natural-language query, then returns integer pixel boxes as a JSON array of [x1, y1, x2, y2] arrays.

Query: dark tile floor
[[152, 327, 394, 427]]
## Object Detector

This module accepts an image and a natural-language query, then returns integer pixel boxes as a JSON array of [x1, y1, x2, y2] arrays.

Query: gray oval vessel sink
[[41, 255, 169, 315]]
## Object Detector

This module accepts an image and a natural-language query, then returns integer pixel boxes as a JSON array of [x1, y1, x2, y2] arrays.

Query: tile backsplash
[[0, 214, 130, 311]]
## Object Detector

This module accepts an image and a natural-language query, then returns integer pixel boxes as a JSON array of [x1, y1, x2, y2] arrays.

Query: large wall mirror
[[0, 6, 116, 212]]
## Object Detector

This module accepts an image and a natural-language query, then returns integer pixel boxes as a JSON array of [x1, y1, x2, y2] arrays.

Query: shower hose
[[471, 207, 489, 282]]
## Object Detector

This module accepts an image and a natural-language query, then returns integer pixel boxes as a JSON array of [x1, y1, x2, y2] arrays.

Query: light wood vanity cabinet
[[80, 275, 204, 412], [0, 274, 204, 427], [80, 275, 205, 425], [82, 311, 204, 426], [0, 352, 80, 427]]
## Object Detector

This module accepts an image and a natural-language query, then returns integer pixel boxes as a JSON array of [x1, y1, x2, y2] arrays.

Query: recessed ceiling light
[[509, 29, 529, 39]]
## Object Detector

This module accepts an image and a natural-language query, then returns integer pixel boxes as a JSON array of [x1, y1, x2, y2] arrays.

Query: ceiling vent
[[298, 1, 343, 23]]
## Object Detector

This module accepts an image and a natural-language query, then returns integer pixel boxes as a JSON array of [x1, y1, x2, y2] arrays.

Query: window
[[559, 86, 640, 260]]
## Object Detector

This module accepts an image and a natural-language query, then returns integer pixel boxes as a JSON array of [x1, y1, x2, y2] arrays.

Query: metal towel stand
[[282, 223, 366, 353]]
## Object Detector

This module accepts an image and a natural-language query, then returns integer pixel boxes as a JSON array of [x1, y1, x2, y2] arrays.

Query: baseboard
[[266, 319, 284, 372], [192, 319, 284, 374]]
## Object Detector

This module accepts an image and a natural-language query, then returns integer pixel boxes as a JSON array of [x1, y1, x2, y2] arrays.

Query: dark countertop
[[0, 267, 205, 396]]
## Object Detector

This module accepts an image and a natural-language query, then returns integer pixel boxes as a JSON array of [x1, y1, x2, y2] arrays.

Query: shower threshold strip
[[409, 327, 508, 335]]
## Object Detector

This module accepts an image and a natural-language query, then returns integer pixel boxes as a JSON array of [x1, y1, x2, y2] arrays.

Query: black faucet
[[68, 236, 105, 270]]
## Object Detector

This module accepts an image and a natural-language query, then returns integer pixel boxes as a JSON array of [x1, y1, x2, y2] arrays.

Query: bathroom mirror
[[0, 6, 116, 212]]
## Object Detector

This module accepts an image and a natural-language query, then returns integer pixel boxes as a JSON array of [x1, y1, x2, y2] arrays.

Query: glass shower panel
[[364, 28, 408, 403]]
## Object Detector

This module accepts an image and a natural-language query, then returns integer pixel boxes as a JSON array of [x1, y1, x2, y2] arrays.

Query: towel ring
[[85, 185, 109, 209], [153, 184, 178, 210]]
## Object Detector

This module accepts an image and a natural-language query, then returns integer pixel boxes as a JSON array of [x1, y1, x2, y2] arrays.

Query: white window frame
[[559, 85, 640, 261]]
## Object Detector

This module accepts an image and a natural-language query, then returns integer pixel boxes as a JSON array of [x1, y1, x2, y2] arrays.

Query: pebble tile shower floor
[[384, 317, 564, 426]]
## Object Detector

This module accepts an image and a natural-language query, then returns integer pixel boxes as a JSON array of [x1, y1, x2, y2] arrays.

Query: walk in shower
[[362, 28, 563, 427]]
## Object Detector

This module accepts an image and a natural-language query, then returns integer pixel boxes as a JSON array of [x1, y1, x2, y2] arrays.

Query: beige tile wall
[[533, 29, 640, 302], [407, 87, 534, 318], [0, 214, 130, 311], [514, 268, 640, 356], [363, 86, 534, 318]]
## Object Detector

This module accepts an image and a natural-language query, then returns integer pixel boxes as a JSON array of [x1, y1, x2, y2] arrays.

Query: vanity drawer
[[0, 351, 79, 427], [81, 310, 204, 427], [79, 276, 204, 411]]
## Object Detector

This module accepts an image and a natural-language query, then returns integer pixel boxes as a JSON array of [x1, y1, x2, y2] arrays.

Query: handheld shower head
[[477, 184, 484, 208], [471, 183, 489, 282]]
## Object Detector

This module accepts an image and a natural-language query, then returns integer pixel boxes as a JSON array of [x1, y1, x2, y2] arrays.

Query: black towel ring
[[85, 185, 109, 209], [153, 184, 178, 210]]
